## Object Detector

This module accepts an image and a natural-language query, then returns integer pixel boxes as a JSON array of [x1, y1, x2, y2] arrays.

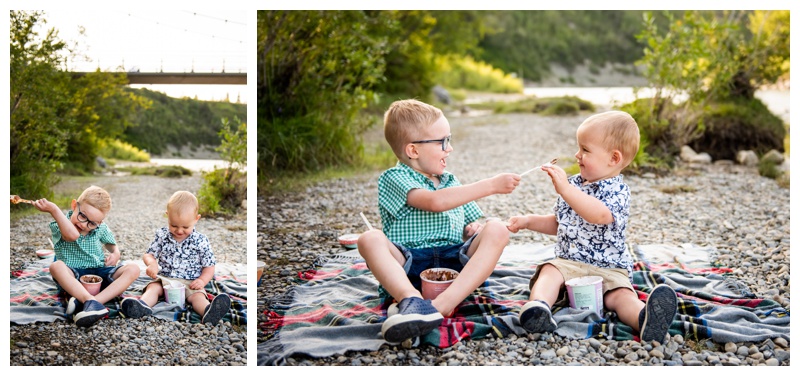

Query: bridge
[[71, 71, 246, 85]]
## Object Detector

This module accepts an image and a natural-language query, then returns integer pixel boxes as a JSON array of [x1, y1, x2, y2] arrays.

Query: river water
[[522, 86, 790, 123]]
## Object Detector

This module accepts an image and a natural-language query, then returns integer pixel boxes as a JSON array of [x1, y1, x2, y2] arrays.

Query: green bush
[[434, 55, 523, 94], [689, 97, 785, 161], [198, 168, 246, 216], [489, 96, 595, 115], [758, 159, 782, 180], [97, 138, 150, 162], [198, 117, 247, 216], [122, 165, 192, 177]]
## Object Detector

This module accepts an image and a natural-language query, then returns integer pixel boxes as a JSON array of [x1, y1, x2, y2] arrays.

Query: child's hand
[[506, 215, 528, 233], [189, 278, 206, 290], [463, 221, 483, 239], [105, 250, 120, 266], [145, 263, 159, 279], [32, 198, 59, 214], [491, 173, 522, 194], [542, 165, 569, 194]]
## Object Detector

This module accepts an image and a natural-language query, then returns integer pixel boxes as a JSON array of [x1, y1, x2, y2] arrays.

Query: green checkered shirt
[[49, 210, 116, 269], [378, 162, 483, 249]]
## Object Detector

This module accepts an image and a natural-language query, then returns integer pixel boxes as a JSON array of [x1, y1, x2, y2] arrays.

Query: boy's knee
[[49, 260, 68, 273], [482, 220, 510, 241], [356, 229, 385, 248]]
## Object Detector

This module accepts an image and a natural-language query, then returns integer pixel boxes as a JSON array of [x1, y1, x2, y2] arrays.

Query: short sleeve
[[378, 168, 424, 217], [197, 234, 216, 267], [146, 228, 164, 257], [95, 224, 117, 245]]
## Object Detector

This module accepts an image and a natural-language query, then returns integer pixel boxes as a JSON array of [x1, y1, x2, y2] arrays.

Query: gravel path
[[9, 174, 247, 366], [257, 111, 790, 366]]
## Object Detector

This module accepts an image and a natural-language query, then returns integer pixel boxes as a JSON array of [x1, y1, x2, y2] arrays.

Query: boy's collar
[[396, 161, 452, 180], [575, 174, 623, 186]]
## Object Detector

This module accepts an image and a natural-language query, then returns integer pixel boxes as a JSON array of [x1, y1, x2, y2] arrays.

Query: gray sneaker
[[120, 298, 153, 319], [640, 284, 678, 343], [381, 297, 443, 343], [202, 293, 231, 325], [519, 300, 557, 333]]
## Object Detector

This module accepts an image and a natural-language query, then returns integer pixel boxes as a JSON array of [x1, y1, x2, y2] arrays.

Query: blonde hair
[[167, 191, 199, 216], [581, 111, 640, 166], [77, 186, 112, 214], [384, 99, 444, 160]]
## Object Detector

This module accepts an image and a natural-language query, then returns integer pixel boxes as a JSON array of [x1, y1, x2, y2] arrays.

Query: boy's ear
[[610, 150, 623, 166], [404, 143, 417, 160], [70, 199, 77, 210], [195, 214, 201, 221]]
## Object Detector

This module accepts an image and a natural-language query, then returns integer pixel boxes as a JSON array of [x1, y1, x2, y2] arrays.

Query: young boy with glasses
[[32, 185, 140, 327], [119, 191, 231, 325], [357, 99, 522, 343], [506, 111, 678, 344]]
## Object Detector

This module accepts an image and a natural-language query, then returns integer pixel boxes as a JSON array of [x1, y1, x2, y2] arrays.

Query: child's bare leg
[[357, 229, 420, 301], [188, 291, 210, 316], [604, 287, 644, 331], [140, 282, 164, 307], [94, 264, 140, 304], [529, 264, 565, 306], [432, 221, 508, 315], [50, 261, 94, 303], [520, 263, 564, 333]]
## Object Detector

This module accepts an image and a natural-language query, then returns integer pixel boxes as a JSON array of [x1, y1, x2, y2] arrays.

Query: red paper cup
[[79, 274, 102, 296], [420, 268, 459, 300]]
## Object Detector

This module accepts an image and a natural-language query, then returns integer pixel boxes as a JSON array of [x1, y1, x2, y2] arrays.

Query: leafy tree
[[478, 11, 662, 82], [198, 117, 247, 216], [10, 10, 73, 198], [10, 10, 154, 198], [630, 10, 788, 161], [258, 10, 389, 175]]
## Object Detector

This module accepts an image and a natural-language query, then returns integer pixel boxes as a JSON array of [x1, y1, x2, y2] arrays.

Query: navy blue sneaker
[[65, 297, 83, 315], [381, 297, 443, 343], [121, 298, 153, 319], [519, 300, 557, 333], [201, 293, 231, 325], [640, 284, 678, 343], [74, 300, 108, 327]]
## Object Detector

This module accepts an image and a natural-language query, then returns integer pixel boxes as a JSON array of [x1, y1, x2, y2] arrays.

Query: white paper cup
[[565, 275, 604, 315], [164, 282, 186, 309]]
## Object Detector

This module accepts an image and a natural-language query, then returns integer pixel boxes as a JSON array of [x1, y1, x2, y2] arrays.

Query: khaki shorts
[[147, 276, 206, 300], [530, 258, 633, 308]]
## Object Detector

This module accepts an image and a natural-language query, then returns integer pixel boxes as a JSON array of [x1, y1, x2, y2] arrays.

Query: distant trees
[[258, 10, 486, 178], [10, 10, 149, 198]]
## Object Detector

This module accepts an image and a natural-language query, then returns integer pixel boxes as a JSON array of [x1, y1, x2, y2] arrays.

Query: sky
[[35, 9, 248, 103]]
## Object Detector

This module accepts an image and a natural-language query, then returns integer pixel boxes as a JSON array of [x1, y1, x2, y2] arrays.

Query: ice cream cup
[[79, 274, 102, 295], [163, 282, 186, 309], [565, 275, 604, 316], [420, 268, 459, 300]]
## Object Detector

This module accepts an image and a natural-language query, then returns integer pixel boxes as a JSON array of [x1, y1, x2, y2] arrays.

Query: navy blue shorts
[[52, 259, 121, 296], [376, 234, 476, 302]]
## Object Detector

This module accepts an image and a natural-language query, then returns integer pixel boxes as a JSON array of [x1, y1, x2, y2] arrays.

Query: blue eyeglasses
[[411, 134, 451, 151]]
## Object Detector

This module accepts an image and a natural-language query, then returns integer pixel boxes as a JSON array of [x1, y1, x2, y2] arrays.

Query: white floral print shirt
[[553, 174, 633, 277], [145, 227, 216, 280]]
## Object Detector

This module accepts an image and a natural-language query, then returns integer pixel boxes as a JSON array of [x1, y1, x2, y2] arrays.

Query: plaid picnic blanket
[[10, 259, 247, 326], [257, 243, 789, 365]]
